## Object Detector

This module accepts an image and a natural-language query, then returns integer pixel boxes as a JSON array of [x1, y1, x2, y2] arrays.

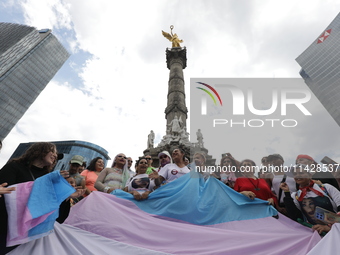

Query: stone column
[[164, 47, 188, 131]]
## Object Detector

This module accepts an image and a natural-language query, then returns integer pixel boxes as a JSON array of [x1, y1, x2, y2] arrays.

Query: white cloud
[[1, 0, 340, 169], [21, 0, 72, 30]]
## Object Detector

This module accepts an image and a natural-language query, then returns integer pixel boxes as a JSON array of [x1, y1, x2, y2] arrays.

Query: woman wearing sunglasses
[[95, 153, 130, 194], [124, 158, 155, 200]]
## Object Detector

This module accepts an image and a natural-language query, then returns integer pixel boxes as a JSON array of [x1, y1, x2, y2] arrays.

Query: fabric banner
[[307, 223, 340, 255], [8, 223, 170, 255], [64, 191, 320, 254], [112, 171, 278, 225], [8, 173, 323, 254], [64, 174, 320, 254], [4, 170, 75, 246]]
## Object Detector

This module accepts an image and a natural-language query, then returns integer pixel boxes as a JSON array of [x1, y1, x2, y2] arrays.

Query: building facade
[[0, 23, 70, 140], [296, 13, 340, 126], [9, 140, 110, 170]]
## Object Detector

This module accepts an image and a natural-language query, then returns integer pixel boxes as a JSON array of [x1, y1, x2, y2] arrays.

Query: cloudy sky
[[1, 0, 340, 168]]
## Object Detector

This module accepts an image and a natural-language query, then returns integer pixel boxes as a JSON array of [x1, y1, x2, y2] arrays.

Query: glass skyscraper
[[9, 140, 111, 170], [296, 13, 340, 126], [0, 23, 70, 140]]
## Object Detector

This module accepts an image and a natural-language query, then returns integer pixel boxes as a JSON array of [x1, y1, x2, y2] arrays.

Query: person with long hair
[[124, 157, 155, 200], [234, 159, 276, 206], [95, 153, 130, 193], [0, 142, 79, 254], [1, 142, 58, 179], [81, 157, 105, 195], [150, 148, 190, 186]]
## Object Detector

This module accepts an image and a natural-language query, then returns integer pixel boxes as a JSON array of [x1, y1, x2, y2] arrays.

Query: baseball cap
[[70, 155, 84, 165], [158, 151, 171, 158], [296, 154, 314, 162]]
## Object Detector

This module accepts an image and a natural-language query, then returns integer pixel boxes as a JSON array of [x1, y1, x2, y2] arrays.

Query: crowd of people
[[0, 140, 340, 253]]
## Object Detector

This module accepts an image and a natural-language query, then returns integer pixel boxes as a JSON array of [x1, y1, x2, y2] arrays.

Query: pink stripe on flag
[[5, 182, 54, 246], [5, 182, 34, 242], [65, 192, 320, 255]]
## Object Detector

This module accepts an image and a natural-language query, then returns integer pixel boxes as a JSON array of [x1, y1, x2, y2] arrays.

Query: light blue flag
[[113, 171, 277, 225]]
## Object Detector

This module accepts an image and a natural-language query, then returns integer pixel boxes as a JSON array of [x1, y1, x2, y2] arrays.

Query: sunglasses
[[128, 160, 133, 163], [146, 158, 152, 160], [117, 155, 127, 159]]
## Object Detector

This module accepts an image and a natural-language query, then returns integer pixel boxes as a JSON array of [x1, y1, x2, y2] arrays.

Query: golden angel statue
[[162, 25, 183, 48]]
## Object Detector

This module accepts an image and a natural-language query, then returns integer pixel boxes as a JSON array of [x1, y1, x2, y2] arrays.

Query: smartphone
[[314, 206, 340, 224]]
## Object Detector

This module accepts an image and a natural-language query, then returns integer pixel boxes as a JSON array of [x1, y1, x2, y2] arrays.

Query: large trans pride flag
[[9, 172, 324, 254]]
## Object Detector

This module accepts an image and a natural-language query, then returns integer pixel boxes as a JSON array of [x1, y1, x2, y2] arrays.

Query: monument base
[[143, 140, 215, 168]]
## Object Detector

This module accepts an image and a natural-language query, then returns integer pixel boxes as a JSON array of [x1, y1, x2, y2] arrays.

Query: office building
[[9, 140, 110, 170], [0, 22, 70, 140], [296, 13, 340, 126]]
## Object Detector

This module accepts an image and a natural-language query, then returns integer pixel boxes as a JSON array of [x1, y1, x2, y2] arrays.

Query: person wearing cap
[[150, 148, 190, 186], [157, 151, 172, 171], [268, 153, 297, 215], [296, 154, 340, 190], [149, 151, 173, 188], [68, 155, 86, 190], [280, 165, 340, 235], [296, 155, 315, 166]]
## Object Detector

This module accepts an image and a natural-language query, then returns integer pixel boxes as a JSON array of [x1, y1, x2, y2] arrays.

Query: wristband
[[104, 186, 110, 193]]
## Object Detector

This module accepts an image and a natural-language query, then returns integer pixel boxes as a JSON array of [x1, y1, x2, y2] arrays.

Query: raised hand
[[280, 182, 290, 192]]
